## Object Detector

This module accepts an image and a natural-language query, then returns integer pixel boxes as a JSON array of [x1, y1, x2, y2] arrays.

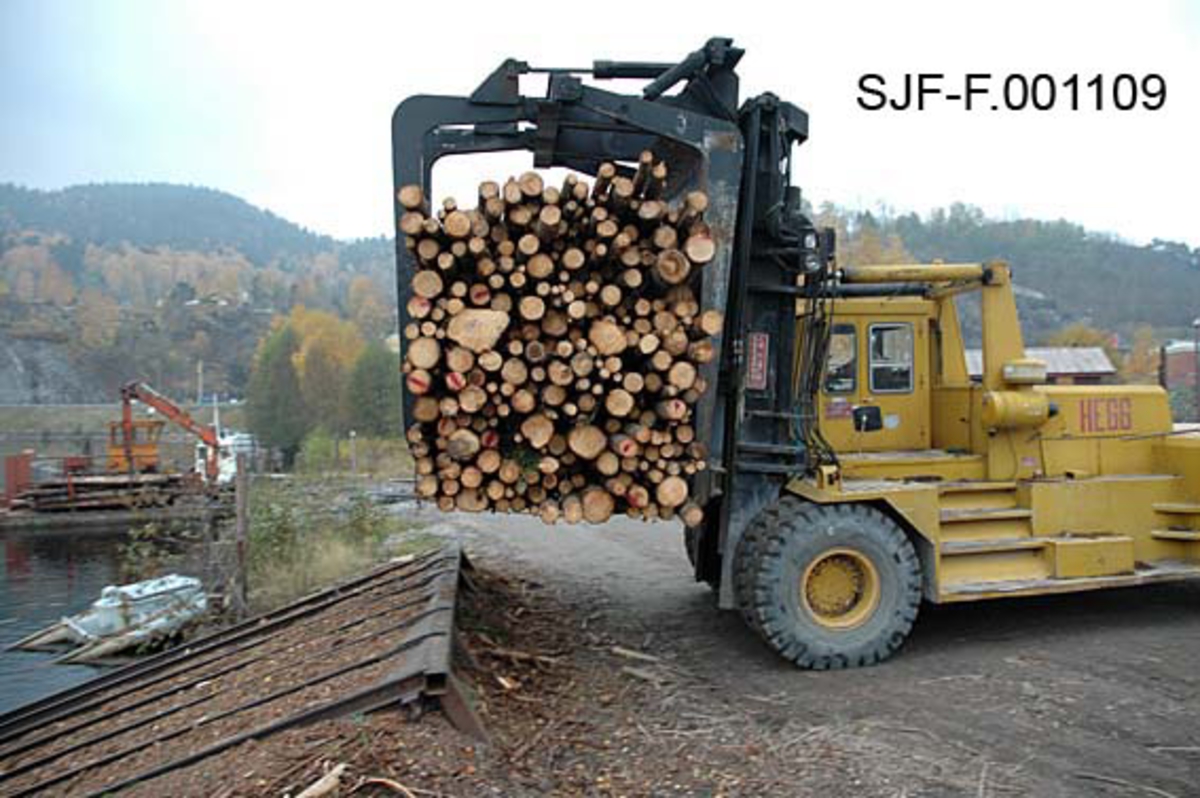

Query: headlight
[[1002, 359, 1048, 385]]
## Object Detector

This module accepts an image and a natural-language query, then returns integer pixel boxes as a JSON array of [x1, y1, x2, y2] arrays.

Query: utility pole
[[1193, 318, 1199, 423], [349, 430, 358, 474], [196, 359, 204, 405]]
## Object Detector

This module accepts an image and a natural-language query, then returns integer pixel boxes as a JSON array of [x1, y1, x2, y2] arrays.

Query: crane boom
[[120, 381, 220, 482]]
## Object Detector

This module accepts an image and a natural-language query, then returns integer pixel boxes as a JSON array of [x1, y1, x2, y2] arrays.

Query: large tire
[[733, 497, 796, 632], [743, 501, 921, 669]]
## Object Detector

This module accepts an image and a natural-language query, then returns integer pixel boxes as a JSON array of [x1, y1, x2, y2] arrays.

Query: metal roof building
[[965, 347, 1117, 385]]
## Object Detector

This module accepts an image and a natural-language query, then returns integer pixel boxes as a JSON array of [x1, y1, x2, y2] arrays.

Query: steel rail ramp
[[0, 552, 461, 764], [0, 544, 451, 741], [0, 543, 483, 797]]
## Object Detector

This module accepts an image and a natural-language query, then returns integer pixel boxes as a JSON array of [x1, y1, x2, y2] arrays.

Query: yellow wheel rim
[[800, 548, 881, 630]]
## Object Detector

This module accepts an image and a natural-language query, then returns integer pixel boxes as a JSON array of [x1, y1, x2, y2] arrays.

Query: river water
[[0, 527, 128, 714]]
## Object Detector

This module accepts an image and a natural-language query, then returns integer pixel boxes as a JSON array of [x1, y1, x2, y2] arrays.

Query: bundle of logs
[[399, 152, 721, 525], [9, 473, 189, 512]]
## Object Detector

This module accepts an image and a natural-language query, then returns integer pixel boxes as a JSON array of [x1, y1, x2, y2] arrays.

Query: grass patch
[[296, 430, 414, 478], [245, 475, 433, 613]]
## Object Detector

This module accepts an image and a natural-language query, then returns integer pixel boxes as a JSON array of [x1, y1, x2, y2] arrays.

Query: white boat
[[12, 574, 207, 663]]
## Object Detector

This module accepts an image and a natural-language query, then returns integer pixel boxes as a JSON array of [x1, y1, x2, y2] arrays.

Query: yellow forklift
[[733, 260, 1200, 668], [391, 37, 1200, 669]]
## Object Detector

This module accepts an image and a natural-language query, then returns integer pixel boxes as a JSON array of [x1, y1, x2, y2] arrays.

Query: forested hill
[[0, 183, 335, 267], [0, 183, 393, 404], [858, 204, 1200, 338], [1, 181, 1197, 403]]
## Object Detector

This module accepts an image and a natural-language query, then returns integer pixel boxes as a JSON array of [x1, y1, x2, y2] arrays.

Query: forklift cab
[[816, 298, 932, 453], [106, 418, 165, 474]]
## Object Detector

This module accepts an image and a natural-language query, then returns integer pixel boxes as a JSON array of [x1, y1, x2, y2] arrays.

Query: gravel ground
[[417, 509, 1200, 798]]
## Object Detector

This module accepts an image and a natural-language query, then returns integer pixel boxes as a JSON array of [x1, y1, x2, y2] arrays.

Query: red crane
[[118, 381, 221, 482]]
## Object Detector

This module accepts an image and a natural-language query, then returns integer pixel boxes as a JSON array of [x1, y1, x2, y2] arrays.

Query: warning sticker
[[825, 398, 853, 420], [746, 332, 769, 391]]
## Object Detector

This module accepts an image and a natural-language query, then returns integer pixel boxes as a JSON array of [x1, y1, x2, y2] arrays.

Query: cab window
[[824, 323, 856, 394], [869, 323, 913, 393]]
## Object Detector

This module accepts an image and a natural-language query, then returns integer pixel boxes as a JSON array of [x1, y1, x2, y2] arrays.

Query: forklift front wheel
[[800, 547, 881, 630], [747, 502, 921, 669]]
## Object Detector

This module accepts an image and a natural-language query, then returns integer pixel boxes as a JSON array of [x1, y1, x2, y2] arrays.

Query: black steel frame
[[390, 38, 824, 611]]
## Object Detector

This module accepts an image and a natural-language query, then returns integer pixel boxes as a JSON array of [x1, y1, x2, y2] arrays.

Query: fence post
[[234, 453, 249, 617]]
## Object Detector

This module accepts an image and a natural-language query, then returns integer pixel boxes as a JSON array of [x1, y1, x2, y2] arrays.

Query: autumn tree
[[1121, 325, 1160, 384], [287, 306, 365, 374], [76, 288, 121, 349], [345, 342, 401, 437], [247, 325, 309, 467], [300, 341, 349, 434], [347, 275, 392, 340], [813, 204, 914, 267], [39, 262, 77, 305]]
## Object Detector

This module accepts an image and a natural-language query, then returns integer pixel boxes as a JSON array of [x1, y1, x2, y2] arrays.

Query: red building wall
[[1164, 346, 1198, 391]]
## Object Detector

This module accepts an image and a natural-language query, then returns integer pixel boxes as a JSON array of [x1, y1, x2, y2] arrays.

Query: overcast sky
[[1, 0, 1197, 246]]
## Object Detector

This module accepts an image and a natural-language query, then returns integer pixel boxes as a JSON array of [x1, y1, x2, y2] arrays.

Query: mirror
[[853, 405, 883, 433]]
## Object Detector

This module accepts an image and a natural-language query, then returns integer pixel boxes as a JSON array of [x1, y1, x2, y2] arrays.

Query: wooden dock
[[0, 503, 228, 533]]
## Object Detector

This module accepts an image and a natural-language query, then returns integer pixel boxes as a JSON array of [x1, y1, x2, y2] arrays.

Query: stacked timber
[[400, 153, 720, 525], [9, 473, 187, 512]]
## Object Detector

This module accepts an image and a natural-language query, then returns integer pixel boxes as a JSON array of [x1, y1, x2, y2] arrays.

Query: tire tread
[[740, 500, 921, 669]]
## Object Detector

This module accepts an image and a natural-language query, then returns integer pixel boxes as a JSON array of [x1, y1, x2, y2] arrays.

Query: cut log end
[[446, 309, 510, 353], [404, 162, 719, 525], [398, 184, 425, 210], [568, 425, 607, 460], [655, 250, 691, 285]]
